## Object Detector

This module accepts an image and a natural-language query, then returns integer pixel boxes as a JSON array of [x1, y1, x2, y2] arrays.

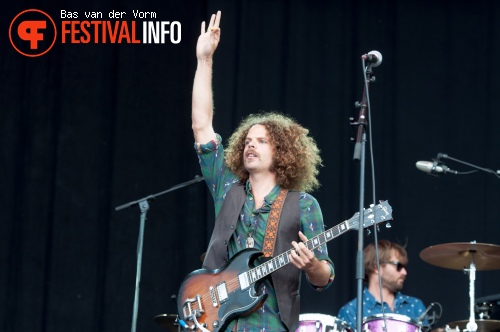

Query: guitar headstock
[[348, 201, 393, 230]]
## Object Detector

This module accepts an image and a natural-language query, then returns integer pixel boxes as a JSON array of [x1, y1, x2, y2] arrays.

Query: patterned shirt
[[196, 134, 335, 332], [337, 288, 427, 330]]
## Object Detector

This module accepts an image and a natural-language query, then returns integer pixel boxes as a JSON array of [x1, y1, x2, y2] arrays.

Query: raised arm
[[192, 11, 221, 145]]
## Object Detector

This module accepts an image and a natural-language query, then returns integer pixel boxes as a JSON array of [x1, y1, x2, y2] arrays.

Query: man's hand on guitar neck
[[289, 231, 333, 287]]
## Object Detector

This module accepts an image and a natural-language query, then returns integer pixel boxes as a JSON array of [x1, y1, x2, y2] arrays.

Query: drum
[[362, 313, 421, 332], [297, 313, 354, 332]]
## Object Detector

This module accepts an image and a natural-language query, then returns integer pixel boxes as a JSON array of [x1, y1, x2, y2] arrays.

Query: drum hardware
[[445, 319, 500, 332], [476, 294, 500, 320], [465, 249, 477, 332], [476, 294, 500, 305], [418, 302, 443, 330], [297, 313, 354, 332], [476, 303, 495, 320], [420, 241, 500, 332]]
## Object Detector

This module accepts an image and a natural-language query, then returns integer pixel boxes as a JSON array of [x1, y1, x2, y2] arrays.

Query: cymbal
[[419, 242, 500, 271], [154, 314, 179, 332], [447, 319, 500, 332]]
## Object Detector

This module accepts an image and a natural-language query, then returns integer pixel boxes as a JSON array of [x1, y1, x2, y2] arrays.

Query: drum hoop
[[362, 313, 419, 326], [300, 313, 337, 320], [299, 314, 351, 327]]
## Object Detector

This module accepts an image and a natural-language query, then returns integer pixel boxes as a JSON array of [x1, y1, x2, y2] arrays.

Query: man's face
[[380, 251, 407, 293], [243, 124, 274, 174]]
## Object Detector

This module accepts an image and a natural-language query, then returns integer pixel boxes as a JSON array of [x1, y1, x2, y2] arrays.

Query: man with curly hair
[[192, 11, 335, 331]]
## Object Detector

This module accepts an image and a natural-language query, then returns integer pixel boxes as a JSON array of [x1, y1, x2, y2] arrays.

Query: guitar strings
[[192, 227, 339, 310], [191, 205, 382, 311]]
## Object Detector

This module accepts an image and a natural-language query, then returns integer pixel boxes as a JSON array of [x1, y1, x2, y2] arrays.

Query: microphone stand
[[115, 175, 205, 332], [350, 61, 376, 332], [437, 153, 500, 179]]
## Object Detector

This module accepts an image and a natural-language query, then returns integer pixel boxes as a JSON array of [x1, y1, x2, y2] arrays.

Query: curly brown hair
[[225, 112, 322, 192]]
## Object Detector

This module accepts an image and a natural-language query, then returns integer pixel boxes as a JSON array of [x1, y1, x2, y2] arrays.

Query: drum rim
[[299, 313, 351, 327], [300, 313, 337, 317], [362, 313, 419, 325], [299, 313, 348, 321]]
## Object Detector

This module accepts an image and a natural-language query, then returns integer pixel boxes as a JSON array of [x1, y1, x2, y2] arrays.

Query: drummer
[[338, 240, 428, 329]]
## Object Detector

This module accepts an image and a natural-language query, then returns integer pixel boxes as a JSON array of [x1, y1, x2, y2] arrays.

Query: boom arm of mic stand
[[114, 175, 205, 332], [115, 175, 205, 211], [438, 153, 500, 179]]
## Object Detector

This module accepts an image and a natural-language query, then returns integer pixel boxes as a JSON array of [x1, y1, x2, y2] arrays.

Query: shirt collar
[[244, 181, 281, 211]]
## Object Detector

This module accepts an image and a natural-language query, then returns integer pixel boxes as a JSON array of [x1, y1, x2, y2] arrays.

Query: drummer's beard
[[383, 276, 405, 293]]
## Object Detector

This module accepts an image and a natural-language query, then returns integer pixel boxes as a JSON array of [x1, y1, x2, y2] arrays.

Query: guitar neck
[[242, 219, 353, 285]]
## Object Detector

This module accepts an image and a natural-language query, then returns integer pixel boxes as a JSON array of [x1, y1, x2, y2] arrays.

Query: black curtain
[[1, 1, 499, 331]]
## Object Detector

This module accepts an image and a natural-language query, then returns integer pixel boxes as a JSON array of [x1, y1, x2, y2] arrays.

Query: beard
[[383, 277, 405, 293]]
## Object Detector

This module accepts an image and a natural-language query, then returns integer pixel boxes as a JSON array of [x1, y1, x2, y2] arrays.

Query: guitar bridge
[[209, 286, 218, 307], [182, 294, 204, 321]]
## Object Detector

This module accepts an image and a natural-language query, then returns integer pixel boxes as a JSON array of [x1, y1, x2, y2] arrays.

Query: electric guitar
[[177, 201, 393, 331]]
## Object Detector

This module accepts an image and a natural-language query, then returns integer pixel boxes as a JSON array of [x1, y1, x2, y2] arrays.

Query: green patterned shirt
[[195, 134, 335, 331]]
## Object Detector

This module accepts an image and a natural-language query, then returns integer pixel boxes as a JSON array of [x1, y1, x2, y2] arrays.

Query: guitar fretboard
[[237, 202, 391, 289], [243, 220, 352, 285]]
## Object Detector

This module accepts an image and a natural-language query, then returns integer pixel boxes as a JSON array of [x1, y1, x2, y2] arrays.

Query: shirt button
[[224, 240, 228, 245], [249, 197, 253, 201]]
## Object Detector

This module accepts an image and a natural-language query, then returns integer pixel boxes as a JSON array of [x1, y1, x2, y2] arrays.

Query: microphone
[[362, 50, 383, 67], [416, 160, 458, 175], [417, 303, 435, 323]]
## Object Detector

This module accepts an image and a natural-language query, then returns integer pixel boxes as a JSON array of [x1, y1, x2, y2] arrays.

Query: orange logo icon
[[9, 9, 57, 57]]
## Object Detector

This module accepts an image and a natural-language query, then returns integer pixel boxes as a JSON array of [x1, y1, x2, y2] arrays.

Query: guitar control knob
[[213, 320, 219, 328]]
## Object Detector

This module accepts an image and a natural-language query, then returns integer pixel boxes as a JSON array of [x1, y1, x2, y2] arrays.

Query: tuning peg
[[385, 222, 391, 228], [366, 228, 371, 236]]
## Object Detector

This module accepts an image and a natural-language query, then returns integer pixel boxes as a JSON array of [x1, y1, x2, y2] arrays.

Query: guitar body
[[177, 248, 268, 332]]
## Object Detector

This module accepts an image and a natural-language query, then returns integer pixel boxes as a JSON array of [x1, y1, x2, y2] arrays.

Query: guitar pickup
[[216, 282, 228, 304], [238, 272, 250, 290]]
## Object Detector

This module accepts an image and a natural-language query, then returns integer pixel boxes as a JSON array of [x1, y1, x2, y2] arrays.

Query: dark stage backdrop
[[1, 1, 499, 331]]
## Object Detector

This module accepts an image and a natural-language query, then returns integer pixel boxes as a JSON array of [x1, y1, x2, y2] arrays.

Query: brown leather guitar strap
[[262, 189, 289, 258]]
